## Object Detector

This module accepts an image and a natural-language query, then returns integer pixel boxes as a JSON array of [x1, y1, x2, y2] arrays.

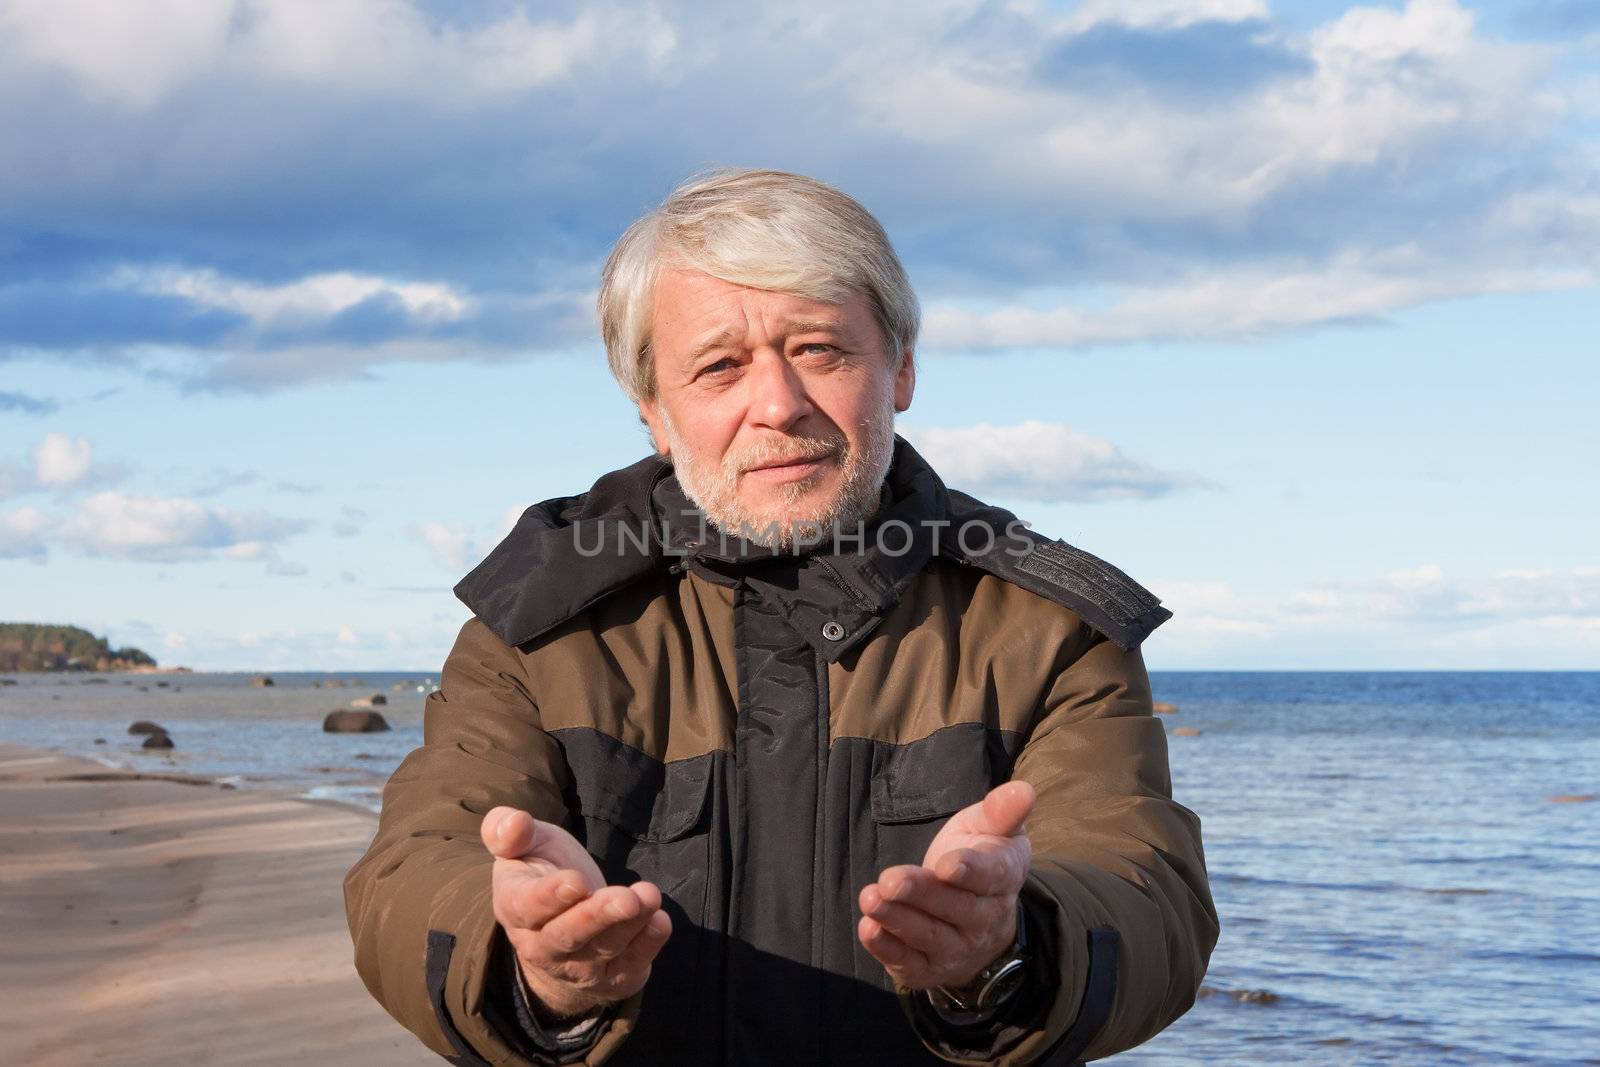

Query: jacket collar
[[454, 436, 947, 655], [453, 433, 1170, 654]]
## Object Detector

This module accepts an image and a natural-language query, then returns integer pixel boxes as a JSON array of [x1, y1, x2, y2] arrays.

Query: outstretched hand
[[480, 806, 672, 1019], [858, 780, 1035, 991]]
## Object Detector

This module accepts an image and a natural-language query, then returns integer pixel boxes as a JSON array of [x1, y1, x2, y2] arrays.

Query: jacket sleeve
[[907, 623, 1219, 1065], [342, 617, 645, 1066]]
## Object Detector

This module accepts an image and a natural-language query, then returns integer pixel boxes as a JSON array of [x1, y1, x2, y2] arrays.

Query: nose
[[746, 351, 814, 432]]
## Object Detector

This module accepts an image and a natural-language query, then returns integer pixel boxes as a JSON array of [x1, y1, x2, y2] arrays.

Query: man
[[344, 169, 1217, 1066]]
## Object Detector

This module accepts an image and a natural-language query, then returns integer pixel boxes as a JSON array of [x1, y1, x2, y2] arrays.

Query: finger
[[584, 898, 661, 960], [539, 885, 651, 957], [941, 780, 1035, 840], [494, 865, 590, 931], [932, 845, 1022, 896], [877, 865, 982, 927], [858, 915, 932, 983], [481, 806, 536, 858], [609, 909, 673, 975], [982, 780, 1035, 837], [864, 899, 965, 961], [626, 880, 664, 912], [592, 910, 671, 1000]]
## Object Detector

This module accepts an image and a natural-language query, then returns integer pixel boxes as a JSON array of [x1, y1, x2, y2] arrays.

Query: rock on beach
[[323, 709, 391, 733]]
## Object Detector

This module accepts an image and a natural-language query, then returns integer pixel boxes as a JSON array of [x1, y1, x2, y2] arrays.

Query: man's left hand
[[857, 780, 1035, 991]]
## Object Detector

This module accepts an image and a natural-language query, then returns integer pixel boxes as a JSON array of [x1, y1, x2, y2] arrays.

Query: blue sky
[[2, 0, 1597, 670]]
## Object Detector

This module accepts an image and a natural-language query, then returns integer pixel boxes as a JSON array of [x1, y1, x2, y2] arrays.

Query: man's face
[[638, 267, 915, 548]]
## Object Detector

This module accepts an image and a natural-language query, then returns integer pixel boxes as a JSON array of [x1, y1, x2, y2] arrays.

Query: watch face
[[979, 959, 1028, 1011]]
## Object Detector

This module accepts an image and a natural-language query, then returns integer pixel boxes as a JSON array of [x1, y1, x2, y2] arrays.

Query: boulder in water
[[142, 732, 174, 750], [323, 709, 391, 733], [1152, 701, 1179, 714], [1170, 726, 1201, 737], [128, 720, 167, 735], [351, 692, 388, 708], [249, 675, 274, 687]]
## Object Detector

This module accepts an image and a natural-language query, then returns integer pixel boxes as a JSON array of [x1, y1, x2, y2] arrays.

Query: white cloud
[[1289, 564, 1600, 623], [1060, 0, 1270, 32], [500, 505, 527, 540], [115, 266, 474, 329], [0, 505, 52, 559], [337, 625, 360, 648], [0, 0, 678, 109], [31, 432, 93, 487], [902, 420, 1208, 502], [0, 0, 1594, 385], [57, 490, 304, 562], [416, 520, 475, 570], [922, 251, 1591, 351], [240, 1, 679, 98], [1144, 565, 1600, 666], [0, 0, 234, 107]]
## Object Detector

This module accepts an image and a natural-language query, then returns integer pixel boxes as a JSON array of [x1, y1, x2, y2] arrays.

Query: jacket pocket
[[869, 723, 999, 866], [567, 743, 714, 925]]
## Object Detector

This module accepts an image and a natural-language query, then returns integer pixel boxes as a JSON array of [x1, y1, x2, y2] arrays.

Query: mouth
[[743, 453, 834, 483]]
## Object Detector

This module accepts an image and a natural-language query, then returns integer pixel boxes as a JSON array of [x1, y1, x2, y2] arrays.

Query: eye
[[699, 357, 737, 378], [797, 343, 837, 356]]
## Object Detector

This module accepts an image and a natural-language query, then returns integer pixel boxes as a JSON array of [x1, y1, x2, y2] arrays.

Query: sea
[[2, 669, 1596, 1065]]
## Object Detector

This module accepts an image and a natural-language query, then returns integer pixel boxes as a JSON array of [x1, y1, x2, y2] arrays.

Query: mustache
[[730, 433, 848, 474]]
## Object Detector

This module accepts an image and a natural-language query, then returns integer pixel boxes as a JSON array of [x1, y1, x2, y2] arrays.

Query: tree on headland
[[0, 624, 156, 672]]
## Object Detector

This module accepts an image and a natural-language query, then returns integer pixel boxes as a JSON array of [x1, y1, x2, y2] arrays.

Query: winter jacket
[[343, 435, 1218, 1065]]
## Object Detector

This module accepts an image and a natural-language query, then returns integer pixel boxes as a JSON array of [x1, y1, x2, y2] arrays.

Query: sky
[[2, 0, 1597, 671]]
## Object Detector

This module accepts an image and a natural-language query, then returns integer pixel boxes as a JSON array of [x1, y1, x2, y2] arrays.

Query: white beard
[[658, 400, 896, 553]]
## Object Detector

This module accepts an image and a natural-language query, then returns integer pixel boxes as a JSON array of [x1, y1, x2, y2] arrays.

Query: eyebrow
[[785, 318, 850, 337], [683, 328, 741, 366], [681, 318, 856, 366]]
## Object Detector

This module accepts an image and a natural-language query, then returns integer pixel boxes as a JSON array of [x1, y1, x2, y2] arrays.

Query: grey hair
[[597, 168, 920, 403]]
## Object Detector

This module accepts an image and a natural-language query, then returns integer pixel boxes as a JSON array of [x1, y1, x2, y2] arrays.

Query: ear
[[637, 396, 670, 456], [892, 346, 916, 412]]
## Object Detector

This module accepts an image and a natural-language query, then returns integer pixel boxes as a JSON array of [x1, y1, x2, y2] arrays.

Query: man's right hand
[[480, 806, 672, 1019]]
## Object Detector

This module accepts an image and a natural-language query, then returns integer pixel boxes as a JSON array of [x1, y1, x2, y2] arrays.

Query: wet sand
[[0, 742, 438, 1066]]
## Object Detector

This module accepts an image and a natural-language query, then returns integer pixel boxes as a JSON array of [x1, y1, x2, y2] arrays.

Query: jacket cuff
[[899, 901, 1056, 1062], [483, 925, 613, 1062]]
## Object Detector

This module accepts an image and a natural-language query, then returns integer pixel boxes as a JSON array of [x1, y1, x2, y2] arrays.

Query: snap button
[[821, 621, 846, 642]]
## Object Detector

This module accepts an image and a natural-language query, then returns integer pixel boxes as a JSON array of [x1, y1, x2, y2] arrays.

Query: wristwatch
[[929, 900, 1030, 1015]]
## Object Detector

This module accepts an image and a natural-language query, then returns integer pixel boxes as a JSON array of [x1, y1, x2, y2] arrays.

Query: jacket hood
[[453, 435, 1171, 653]]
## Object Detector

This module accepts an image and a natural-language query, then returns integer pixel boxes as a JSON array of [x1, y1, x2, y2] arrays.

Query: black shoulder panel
[[452, 454, 670, 649], [939, 488, 1172, 651]]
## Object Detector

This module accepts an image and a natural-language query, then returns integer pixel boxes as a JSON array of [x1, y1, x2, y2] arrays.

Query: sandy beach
[[0, 742, 439, 1066]]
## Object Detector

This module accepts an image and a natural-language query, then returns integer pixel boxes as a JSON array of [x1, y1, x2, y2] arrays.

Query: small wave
[[1197, 986, 1280, 1006]]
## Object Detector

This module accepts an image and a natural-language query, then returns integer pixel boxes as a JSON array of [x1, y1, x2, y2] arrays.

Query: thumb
[[480, 806, 536, 859], [977, 780, 1035, 838]]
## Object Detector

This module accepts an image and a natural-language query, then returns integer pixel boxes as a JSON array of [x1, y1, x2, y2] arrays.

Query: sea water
[[2, 669, 1596, 1065]]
